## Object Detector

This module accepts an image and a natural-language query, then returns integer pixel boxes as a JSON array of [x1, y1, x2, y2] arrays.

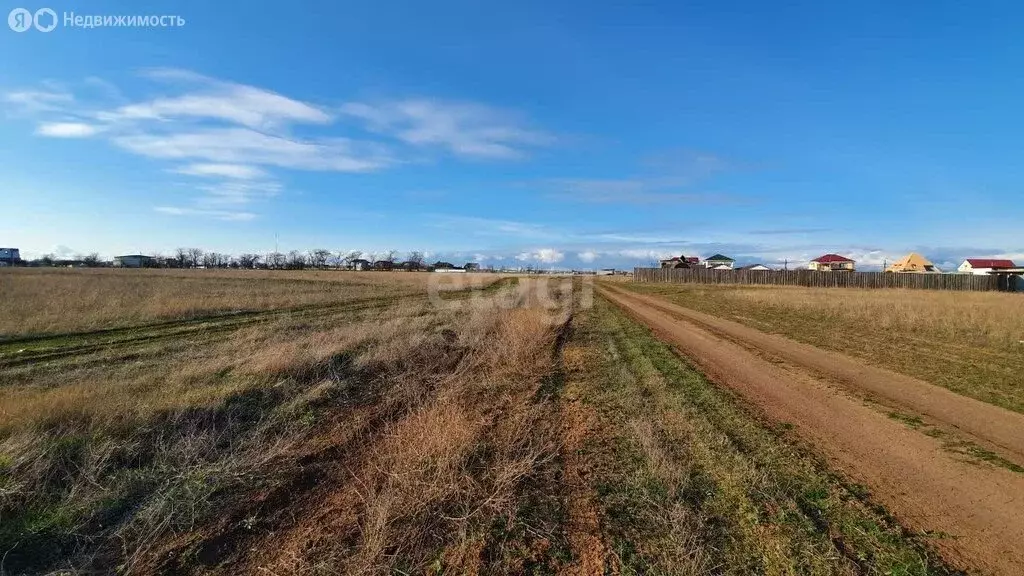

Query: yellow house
[[886, 253, 941, 273]]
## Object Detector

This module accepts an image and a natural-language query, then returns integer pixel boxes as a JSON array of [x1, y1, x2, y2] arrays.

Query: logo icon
[[33, 7, 56, 32], [8, 7, 32, 32]]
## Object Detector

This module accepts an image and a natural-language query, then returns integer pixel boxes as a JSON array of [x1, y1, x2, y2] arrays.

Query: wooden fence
[[633, 267, 1009, 292]]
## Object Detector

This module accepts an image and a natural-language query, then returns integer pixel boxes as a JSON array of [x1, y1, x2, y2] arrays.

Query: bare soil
[[601, 285, 1024, 575]]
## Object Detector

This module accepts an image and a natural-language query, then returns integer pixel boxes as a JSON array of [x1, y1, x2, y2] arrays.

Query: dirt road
[[601, 285, 1024, 575]]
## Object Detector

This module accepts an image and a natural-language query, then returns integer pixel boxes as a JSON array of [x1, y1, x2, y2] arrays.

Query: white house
[[113, 254, 156, 268], [809, 254, 855, 271], [957, 259, 1016, 275], [702, 254, 735, 269]]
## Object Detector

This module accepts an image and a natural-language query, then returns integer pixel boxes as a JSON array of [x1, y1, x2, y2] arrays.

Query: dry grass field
[[0, 270, 955, 574], [0, 268, 496, 337], [621, 282, 1024, 413]]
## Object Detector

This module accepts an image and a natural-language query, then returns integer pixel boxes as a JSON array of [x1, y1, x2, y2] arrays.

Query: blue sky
[[2, 0, 1022, 270]]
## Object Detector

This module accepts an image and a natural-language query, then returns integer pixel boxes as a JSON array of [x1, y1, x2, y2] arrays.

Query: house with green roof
[[702, 254, 735, 270]]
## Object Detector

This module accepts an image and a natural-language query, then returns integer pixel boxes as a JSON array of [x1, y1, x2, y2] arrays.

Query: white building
[[957, 259, 1016, 275], [113, 254, 156, 268], [702, 254, 735, 269]]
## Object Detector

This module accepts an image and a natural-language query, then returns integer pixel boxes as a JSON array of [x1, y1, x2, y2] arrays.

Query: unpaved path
[[601, 285, 1024, 575]]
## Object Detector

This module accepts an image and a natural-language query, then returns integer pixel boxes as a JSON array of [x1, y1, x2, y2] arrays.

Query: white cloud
[[113, 127, 391, 172], [577, 250, 598, 263], [7, 71, 549, 221], [154, 206, 256, 221], [341, 99, 552, 159], [5, 89, 73, 113], [113, 77, 331, 129], [174, 163, 268, 179], [35, 122, 101, 137], [515, 248, 564, 264]]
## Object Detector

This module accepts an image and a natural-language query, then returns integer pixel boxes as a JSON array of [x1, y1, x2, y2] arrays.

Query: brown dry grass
[[0, 275, 574, 575], [622, 282, 1024, 412], [0, 268, 504, 337], [0, 272, 954, 575]]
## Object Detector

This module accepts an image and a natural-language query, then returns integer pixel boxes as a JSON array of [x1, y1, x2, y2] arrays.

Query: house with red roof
[[957, 258, 1017, 275], [659, 255, 700, 269], [808, 253, 855, 272]]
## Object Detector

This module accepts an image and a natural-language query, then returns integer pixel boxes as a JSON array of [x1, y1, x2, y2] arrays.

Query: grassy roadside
[[561, 295, 958, 575], [617, 282, 1024, 414]]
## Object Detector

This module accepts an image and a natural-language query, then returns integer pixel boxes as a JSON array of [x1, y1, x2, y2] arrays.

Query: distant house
[[659, 256, 685, 269], [738, 264, 771, 271], [350, 259, 371, 271], [703, 254, 735, 269], [887, 253, 940, 273], [372, 260, 395, 271], [660, 255, 699, 269], [432, 261, 456, 270], [398, 261, 424, 272], [809, 254, 855, 272], [958, 258, 1016, 275], [113, 254, 156, 268], [464, 262, 481, 272], [0, 248, 20, 266]]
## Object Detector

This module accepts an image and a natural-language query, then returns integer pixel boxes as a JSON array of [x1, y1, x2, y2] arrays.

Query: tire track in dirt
[[600, 285, 1024, 576], [604, 284, 1024, 463]]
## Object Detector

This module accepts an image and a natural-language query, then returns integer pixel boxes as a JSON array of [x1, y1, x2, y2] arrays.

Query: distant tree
[[82, 253, 102, 267], [266, 252, 286, 269], [174, 248, 189, 269], [37, 254, 56, 267], [381, 250, 398, 263], [341, 250, 363, 269], [237, 253, 260, 269], [286, 250, 306, 270], [407, 251, 425, 267], [464, 262, 480, 271], [366, 252, 378, 266], [186, 248, 203, 269], [202, 252, 218, 269], [309, 249, 331, 269]]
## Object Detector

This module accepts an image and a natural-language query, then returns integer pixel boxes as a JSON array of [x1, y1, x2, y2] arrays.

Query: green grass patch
[[565, 296, 958, 575]]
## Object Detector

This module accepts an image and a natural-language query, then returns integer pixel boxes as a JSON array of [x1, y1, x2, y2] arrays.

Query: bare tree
[[202, 252, 219, 269], [308, 249, 331, 269], [82, 253, 102, 267], [381, 250, 398, 263], [186, 248, 203, 269], [175, 248, 189, 269], [266, 252, 286, 269], [407, 251, 424, 267], [366, 252, 378, 265], [286, 250, 306, 270], [341, 250, 363, 269], [238, 253, 260, 269]]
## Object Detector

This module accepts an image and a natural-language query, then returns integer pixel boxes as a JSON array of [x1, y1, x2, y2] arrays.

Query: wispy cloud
[[173, 163, 268, 180], [8, 70, 549, 221], [5, 88, 73, 113], [154, 206, 256, 221], [110, 70, 332, 130], [341, 99, 552, 159], [748, 228, 832, 235], [35, 122, 101, 137], [113, 127, 391, 172]]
